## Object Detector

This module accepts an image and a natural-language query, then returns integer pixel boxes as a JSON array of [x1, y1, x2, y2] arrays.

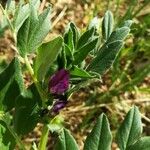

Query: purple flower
[[52, 100, 67, 113], [49, 69, 69, 94]]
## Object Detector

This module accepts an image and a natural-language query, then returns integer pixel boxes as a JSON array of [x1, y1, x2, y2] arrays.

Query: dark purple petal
[[52, 100, 67, 113], [49, 69, 69, 94]]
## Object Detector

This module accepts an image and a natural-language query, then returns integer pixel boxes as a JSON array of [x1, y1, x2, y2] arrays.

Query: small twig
[[39, 0, 46, 13], [141, 114, 150, 124], [65, 103, 107, 114], [125, 98, 150, 104], [51, 6, 67, 29], [10, 44, 19, 54], [50, 11, 57, 20]]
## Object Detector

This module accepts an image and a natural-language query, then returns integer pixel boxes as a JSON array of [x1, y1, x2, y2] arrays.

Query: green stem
[[38, 124, 49, 150], [24, 55, 46, 106], [24, 56, 50, 149], [24, 55, 34, 77]]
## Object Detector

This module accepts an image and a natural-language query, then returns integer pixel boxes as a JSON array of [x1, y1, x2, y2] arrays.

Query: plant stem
[[38, 124, 49, 150], [24, 55, 46, 106], [24, 55, 35, 78], [24, 56, 50, 149]]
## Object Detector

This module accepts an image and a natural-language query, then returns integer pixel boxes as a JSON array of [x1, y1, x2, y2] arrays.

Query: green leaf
[[34, 36, 63, 81], [48, 115, 64, 133], [64, 26, 74, 51], [57, 45, 67, 69], [14, 106, 39, 135], [14, 84, 40, 135], [6, 0, 15, 10], [6, 0, 16, 15], [70, 22, 80, 46], [64, 22, 80, 51], [0, 58, 25, 111], [70, 66, 94, 78], [31, 0, 41, 8], [127, 137, 150, 150], [122, 20, 133, 28], [17, 5, 51, 56], [102, 11, 114, 40], [70, 22, 80, 47], [107, 27, 130, 44], [73, 37, 98, 65], [13, 0, 40, 31], [13, 3, 30, 31], [117, 106, 142, 150], [87, 40, 123, 74], [64, 44, 74, 66], [77, 27, 95, 49], [55, 128, 79, 150], [0, 120, 16, 150], [88, 17, 100, 30], [88, 24, 131, 74], [84, 113, 112, 150]]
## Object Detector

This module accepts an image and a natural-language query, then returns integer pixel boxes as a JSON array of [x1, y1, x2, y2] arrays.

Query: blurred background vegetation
[[0, 0, 150, 149]]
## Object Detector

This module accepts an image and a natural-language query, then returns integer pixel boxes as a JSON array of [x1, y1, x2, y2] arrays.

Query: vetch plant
[[0, 0, 149, 149]]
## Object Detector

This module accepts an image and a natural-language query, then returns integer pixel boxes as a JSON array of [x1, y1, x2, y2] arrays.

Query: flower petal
[[49, 69, 69, 94], [52, 100, 67, 113]]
